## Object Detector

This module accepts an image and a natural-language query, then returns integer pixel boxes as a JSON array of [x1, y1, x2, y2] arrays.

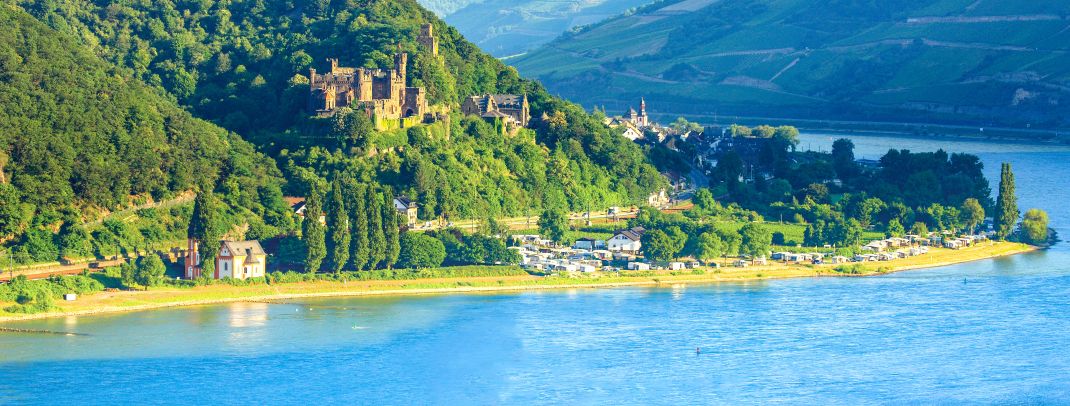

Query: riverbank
[[0, 242, 1037, 322]]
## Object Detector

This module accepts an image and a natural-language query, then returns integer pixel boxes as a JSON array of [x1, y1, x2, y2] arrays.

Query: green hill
[[0, 5, 285, 249], [1, 0, 665, 265], [511, 0, 1070, 129], [418, 0, 653, 57]]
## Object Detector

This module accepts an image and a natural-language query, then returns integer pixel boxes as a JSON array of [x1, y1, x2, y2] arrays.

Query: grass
[[0, 241, 1035, 322]]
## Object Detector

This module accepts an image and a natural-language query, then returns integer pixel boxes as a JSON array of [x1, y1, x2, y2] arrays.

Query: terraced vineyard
[[511, 0, 1070, 130]]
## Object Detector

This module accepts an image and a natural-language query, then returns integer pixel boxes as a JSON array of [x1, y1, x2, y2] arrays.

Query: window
[[223, 262, 228, 271]]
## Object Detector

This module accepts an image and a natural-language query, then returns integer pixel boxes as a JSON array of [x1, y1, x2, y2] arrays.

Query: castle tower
[[418, 23, 439, 56], [394, 53, 407, 81]]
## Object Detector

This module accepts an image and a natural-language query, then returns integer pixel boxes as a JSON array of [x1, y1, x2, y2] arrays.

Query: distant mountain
[[419, 0, 653, 57], [511, 0, 1070, 129]]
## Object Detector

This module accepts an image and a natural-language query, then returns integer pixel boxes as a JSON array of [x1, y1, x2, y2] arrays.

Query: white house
[[216, 240, 267, 280], [393, 196, 418, 228], [608, 227, 645, 253]]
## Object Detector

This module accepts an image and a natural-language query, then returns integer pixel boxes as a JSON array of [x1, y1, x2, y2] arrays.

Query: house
[[608, 227, 645, 252], [286, 196, 325, 224], [393, 196, 418, 228], [669, 262, 686, 271], [184, 239, 267, 280], [573, 237, 606, 251], [647, 189, 670, 208], [216, 240, 268, 280]]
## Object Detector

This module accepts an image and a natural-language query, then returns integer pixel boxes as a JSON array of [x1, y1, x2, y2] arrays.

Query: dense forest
[[0, 0, 665, 265], [0, 6, 291, 264]]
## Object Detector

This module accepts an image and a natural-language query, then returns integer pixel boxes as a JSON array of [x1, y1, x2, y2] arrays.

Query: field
[[510, 0, 1070, 129]]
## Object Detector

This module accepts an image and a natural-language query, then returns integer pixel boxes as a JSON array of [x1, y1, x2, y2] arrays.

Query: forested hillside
[[511, 0, 1070, 129], [0, 5, 289, 263], [417, 0, 652, 57], [0, 0, 665, 265]]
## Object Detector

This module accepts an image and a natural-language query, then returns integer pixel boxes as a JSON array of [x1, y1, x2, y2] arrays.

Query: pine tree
[[348, 183, 370, 271], [302, 190, 326, 273], [994, 163, 1019, 240], [325, 177, 350, 273], [367, 189, 386, 269], [382, 191, 400, 269]]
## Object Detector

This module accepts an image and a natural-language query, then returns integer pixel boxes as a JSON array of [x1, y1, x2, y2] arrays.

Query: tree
[[831, 138, 858, 181], [716, 228, 742, 260], [348, 183, 370, 271], [1020, 209, 1049, 244], [994, 163, 1019, 240], [58, 224, 94, 259], [910, 222, 929, 236], [0, 183, 29, 238], [771, 232, 786, 245], [714, 151, 744, 189], [367, 191, 386, 269], [382, 191, 401, 269], [885, 218, 905, 238], [302, 190, 326, 273], [739, 224, 772, 262], [856, 197, 886, 228], [188, 191, 222, 275], [17, 228, 59, 263], [398, 232, 446, 269], [961, 198, 985, 233], [695, 231, 724, 264], [692, 188, 720, 215], [134, 255, 166, 288], [324, 178, 349, 273], [637, 230, 680, 262], [539, 191, 569, 244]]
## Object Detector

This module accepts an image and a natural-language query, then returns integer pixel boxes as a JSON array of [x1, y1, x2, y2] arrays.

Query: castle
[[461, 94, 530, 129], [308, 53, 427, 121]]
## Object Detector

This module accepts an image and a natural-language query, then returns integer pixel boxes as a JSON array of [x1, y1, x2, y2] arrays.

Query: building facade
[[309, 53, 427, 121], [393, 196, 418, 228], [184, 240, 267, 280], [461, 94, 530, 129], [216, 241, 267, 280]]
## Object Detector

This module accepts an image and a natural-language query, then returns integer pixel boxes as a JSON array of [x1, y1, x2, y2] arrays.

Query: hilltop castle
[[418, 23, 438, 56], [308, 53, 427, 121]]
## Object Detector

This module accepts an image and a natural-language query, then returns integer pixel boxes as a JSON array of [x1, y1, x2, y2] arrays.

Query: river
[[1, 134, 1068, 404]]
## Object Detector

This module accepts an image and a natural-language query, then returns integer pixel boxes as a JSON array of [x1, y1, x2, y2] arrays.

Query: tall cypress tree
[[302, 190, 326, 273], [382, 190, 400, 269], [367, 190, 386, 269], [994, 162, 1019, 240], [188, 190, 220, 277], [349, 183, 370, 271], [325, 177, 350, 273]]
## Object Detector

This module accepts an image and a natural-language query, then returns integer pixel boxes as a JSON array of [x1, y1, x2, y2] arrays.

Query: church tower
[[638, 97, 648, 127]]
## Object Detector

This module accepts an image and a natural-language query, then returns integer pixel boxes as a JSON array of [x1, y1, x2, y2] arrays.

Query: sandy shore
[[0, 242, 1038, 323]]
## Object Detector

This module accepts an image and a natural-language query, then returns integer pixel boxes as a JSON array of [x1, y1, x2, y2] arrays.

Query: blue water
[[1, 134, 1069, 404]]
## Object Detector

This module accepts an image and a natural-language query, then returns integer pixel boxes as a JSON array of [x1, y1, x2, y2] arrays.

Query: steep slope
[[511, 0, 1070, 129], [419, 0, 653, 57], [0, 4, 283, 240], [15, 0, 665, 221]]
